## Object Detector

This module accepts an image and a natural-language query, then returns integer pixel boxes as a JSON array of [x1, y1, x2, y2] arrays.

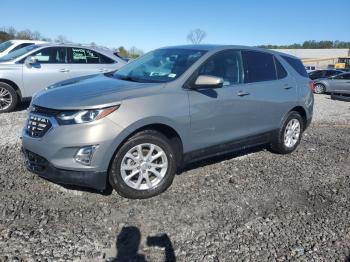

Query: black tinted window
[[335, 73, 350, 80], [309, 70, 323, 79], [325, 70, 341, 77], [70, 48, 100, 64], [9, 43, 34, 53], [281, 55, 308, 77], [199, 50, 243, 86], [242, 51, 276, 83], [31, 47, 67, 63], [100, 54, 115, 64], [275, 57, 288, 79]]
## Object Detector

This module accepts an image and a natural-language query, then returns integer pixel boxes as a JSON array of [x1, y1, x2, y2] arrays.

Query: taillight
[[309, 81, 315, 91]]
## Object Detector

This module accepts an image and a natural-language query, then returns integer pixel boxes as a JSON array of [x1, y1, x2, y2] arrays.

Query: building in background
[[273, 49, 350, 69]]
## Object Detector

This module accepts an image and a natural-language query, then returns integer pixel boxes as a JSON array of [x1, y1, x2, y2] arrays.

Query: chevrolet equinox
[[22, 45, 314, 199]]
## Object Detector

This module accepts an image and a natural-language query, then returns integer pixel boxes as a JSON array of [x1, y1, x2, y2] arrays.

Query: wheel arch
[[289, 106, 307, 130], [106, 120, 185, 177], [0, 79, 22, 100]]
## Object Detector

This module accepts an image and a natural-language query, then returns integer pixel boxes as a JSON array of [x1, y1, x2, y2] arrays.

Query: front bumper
[[22, 148, 107, 190], [21, 111, 127, 190]]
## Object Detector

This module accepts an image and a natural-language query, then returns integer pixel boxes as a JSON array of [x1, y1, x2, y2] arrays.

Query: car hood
[[32, 74, 165, 110]]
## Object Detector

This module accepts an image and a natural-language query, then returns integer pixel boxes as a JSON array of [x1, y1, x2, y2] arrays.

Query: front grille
[[31, 105, 61, 117], [26, 114, 52, 138], [22, 149, 48, 173]]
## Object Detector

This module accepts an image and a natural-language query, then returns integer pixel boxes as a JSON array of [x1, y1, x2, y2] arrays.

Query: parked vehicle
[[0, 40, 46, 57], [22, 45, 314, 199], [308, 69, 343, 80], [305, 65, 316, 73], [0, 43, 126, 112], [312, 72, 350, 94], [330, 90, 350, 102]]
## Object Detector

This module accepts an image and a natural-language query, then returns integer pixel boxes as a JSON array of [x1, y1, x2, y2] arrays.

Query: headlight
[[56, 105, 119, 125]]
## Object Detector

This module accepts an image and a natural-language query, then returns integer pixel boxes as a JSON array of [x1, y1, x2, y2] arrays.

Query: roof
[[9, 39, 47, 44], [158, 44, 299, 59]]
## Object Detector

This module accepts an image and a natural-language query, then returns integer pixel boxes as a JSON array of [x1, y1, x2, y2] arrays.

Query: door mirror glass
[[24, 56, 38, 66], [194, 75, 224, 89]]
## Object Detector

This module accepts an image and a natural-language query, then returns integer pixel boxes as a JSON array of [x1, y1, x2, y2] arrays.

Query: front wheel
[[109, 130, 177, 199], [270, 111, 304, 154]]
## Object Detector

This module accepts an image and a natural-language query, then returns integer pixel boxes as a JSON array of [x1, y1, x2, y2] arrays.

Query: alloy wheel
[[284, 119, 301, 148], [120, 143, 168, 190], [0, 87, 13, 111]]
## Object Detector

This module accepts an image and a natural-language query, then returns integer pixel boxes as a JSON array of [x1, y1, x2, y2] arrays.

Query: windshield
[[113, 48, 207, 83], [0, 41, 13, 53], [0, 44, 40, 62]]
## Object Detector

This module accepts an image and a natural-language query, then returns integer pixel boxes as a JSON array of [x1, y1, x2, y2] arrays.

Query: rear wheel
[[270, 111, 304, 154], [0, 82, 18, 113], [109, 130, 177, 199], [314, 83, 326, 94]]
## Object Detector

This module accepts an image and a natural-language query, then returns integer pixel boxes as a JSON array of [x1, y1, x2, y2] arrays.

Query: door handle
[[237, 91, 250, 97], [99, 68, 108, 72], [59, 68, 70, 73], [283, 84, 293, 90]]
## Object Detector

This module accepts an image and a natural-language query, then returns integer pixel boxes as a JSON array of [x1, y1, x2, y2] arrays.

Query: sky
[[1, 0, 349, 52]]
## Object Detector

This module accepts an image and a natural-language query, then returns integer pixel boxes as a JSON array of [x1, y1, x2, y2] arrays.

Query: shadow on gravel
[[108, 226, 176, 262], [14, 101, 31, 112]]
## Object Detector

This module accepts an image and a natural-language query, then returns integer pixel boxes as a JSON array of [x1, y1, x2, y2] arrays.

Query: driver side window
[[198, 50, 243, 86], [31, 47, 67, 64]]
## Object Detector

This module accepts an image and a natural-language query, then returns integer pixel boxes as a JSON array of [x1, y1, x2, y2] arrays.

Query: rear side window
[[100, 54, 115, 64], [242, 51, 276, 83], [309, 70, 323, 79], [69, 48, 100, 64], [274, 57, 288, 79], [281, 55, 308, 77]]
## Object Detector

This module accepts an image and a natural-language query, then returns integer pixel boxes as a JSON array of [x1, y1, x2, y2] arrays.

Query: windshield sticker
[[168, 73, 176, 78]]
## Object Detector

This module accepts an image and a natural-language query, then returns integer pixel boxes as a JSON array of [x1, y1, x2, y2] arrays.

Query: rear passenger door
[[240, 50, 298, 134], [67, 47, 118, 78]]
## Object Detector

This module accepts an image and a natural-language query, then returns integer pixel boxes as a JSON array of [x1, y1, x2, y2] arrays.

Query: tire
[[314, 83, 326, 94], [0, 82, 18, 113], [270, 111, 304, 154], [109, 130, 177, 199]]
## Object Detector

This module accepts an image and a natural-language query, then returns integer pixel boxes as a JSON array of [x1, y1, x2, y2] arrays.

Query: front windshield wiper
[[114, 75, 142, 82]]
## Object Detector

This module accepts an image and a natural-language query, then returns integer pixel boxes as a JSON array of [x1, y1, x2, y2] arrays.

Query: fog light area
[[74, 145, 98, 166]]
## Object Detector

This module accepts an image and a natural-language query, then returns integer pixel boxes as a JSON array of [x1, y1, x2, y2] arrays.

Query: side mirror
[[24, 56, 38, 67], [194, 75, 224, 89]]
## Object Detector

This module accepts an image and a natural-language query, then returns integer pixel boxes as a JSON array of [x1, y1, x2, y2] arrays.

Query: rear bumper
[[22, 149, 107, 191]]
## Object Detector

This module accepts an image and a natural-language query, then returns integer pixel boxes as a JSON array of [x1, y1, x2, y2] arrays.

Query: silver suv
[[0, 43, 126, 112], [22, 45, 314, 199]]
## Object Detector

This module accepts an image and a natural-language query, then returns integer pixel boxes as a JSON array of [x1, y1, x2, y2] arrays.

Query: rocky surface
[[0, 95, 349, 261]]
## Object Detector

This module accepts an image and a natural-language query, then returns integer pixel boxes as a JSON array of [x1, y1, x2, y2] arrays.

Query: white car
[[0, 40, 47, 57], [0, 43, 127, 112]]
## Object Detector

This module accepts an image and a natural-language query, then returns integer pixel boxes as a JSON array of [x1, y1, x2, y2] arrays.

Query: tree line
[[258, 40, 350, 49], [0, 26, 143, 58]]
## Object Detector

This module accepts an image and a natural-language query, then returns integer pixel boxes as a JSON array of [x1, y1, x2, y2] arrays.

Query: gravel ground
[[0, 95, 349, 262]]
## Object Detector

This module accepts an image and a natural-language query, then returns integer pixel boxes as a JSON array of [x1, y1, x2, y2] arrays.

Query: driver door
[[187, 50, 254, 152], [22, 47, 71, 96]]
